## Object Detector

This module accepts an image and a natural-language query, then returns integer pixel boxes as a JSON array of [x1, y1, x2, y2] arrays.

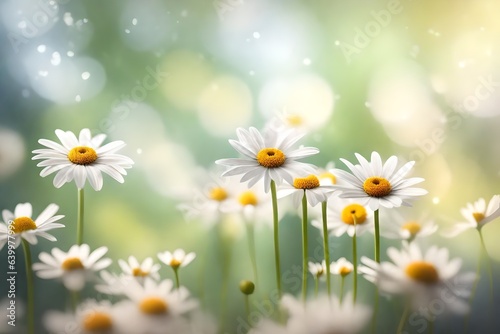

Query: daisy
[[382, 210, 438, 241], [313, 199, 373, 237], [118, 256, 161, 281], [330, 257, 353, 277], [0, 202, 64, 250], [32, 128, 134, 191], [251, 293, 371, 334], [158, 249, 196, 269], [116, 278, 198, 334], [95, 270, 133, 296], [158, 249, 196, 289], [333, 151, 427, 211], [278, 174, 336, 208], [308, 261, 327, 280], [443, 195, 500, 237], [215, 127, 319, 193], [33, 244, 112, 291], [359, 242, 475, 315], [43, 299, 128, 334]]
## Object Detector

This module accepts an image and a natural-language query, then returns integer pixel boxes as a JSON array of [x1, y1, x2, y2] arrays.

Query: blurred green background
[[1, 0, 499, 333]]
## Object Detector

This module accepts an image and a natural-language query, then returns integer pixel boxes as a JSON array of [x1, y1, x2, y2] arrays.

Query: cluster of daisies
[[1, 121, 498, 334]]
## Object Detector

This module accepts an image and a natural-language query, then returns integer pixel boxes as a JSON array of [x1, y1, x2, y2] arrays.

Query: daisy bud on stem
[[239, 280, 255, 325]]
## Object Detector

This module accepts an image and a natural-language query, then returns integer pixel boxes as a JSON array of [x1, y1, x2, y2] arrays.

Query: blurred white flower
[[118, 255, 161, 280], [43, 299, 128, 333], [250, 293, 371, 334], [32, 128, 134, 191], [308, 261, 327, 280], [333, 151, 427, 210], [360, 242, 475, 314], [382, 210, 438, 241], [0, 202, 64, 250], [115, 278, 198, 333], [33, 244, 112, 291], [0, 128, 25, 180], [158, 249, 196, 269], [443, 195, 500, 237], [216, 127, 319, 192], [330, 257, 353, 277]]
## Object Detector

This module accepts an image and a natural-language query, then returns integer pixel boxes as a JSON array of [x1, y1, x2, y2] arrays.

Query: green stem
[[21, 240, 34, 334], [245, 221, 259, 289], [244, 295, 250, 326], [314, 277, 319, 297], [217, 222, 233, 333], [371, 291, 380, 333], [173, 268, 180, 289], [479, 229, 493, 302], [428, 320, 434, 334], [352, 216, 358, 303], [70, 290, 79, 312], [301, 191, 308, 302], [397, 301, 410, 334], [339, 276, 345, 303], [321, 201, 331, 296], [77, 188, 84, 245], [374, 209, 380, 263], [270, 180, 282, 299]]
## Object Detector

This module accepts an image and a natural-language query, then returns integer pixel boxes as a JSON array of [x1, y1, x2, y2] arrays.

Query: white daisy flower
[[359, 242, 475, 314], [116, 278, 198, 334], [313, 199, 373, 237], [215, 127, 319, 192], [43, 299, 128, 334], [219, 177, 276, 228], [251, 293, 371, 334], [158, 249, 196, 269], [95, 270, 133, 296], [278, 174, 336, 207], [0, 202, 64, 250], [330, 257, 354, 277], [308, 261, 327, 280], [32, 128, 134, 191], [33, 244, 112, 291], [118, 256, 161, 281], [382, 209, 438, 241], [333, 151, 427, 211], [316, 161, 337, 186], [443, 195, 500, 237]]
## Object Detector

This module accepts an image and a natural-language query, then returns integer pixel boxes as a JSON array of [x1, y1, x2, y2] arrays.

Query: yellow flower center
[[11, 216, 37, 234], [341, 204, 367, 225], [132, 268, 149, 277], [339, 266, 352, 277], [472, 212, 485, 224], [209, 187, 228, 202], [83, 312, 113, 331], [67, 146, 98, 165], [363, 177, 392, 197], [61, 257, 84, 271], [238, 191, 258, 206], [139, 297, 168, 315], [170, 259, 181, 269], [405, 261, 439, 284], [402, 221, 421, 236], [293, 175, 320, 189], [319, 172, 336, 184], [316, 267, 324, 277], [256, 148, 286, 168], [286, 114, 303, 126]]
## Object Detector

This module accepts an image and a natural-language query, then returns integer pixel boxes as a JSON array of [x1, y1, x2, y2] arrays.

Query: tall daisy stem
[[397, 301, 410, 334], [21, 240, 34, 334], [352, 217, 358, 303], [77, 188, 84, 245], [301, 192, 309, 302], [374, 209, 380, 263], [314, 277, 319, 297], [479, 229, 493, 301], [173, 268, 180, 289], [321, 201, 331, 296], [339, 276, 345, 303], [244, 295, 250, 324], [245, 221, 259, 289], [270, 180, 282, 299]]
